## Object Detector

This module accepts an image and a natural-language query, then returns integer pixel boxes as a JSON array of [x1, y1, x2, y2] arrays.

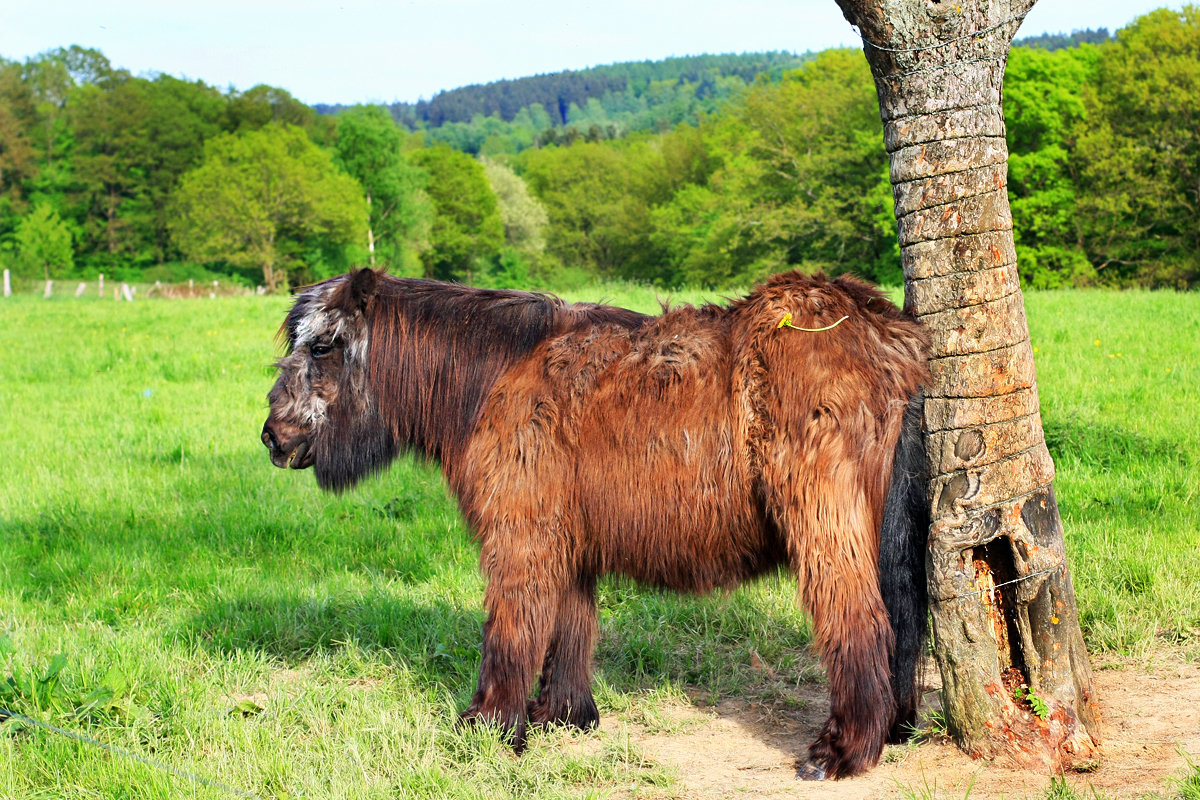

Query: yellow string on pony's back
[[777, 312, 850, 332]]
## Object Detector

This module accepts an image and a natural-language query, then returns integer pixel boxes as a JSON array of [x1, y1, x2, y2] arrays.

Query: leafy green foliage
[[1004, 45, 1099, 289], [0, 60, 38, 223], [333, 105, 433, 274], [480, 157, 548, 257], [314, 54, 815, 160], [1013, 685, 1051, 720], [170, 124, 367, 290], [1, 8, 1199, 289], [228, 83, 334, 144], [521, 139, 670, 280], [517, 50, 899, 287], [324, 52, 807, 128], [68, 73, 228, 269], [11, 200, 73, 279], [1075, 6, 1200, 288], [657, 49, 899, 286], [409, 144, 504, 281]]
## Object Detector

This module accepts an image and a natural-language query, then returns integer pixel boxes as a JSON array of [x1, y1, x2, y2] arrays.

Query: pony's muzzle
[[262, 420, 315, 470]]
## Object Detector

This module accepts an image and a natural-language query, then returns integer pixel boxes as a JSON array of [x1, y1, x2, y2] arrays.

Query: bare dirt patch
[[612, 656, 1200, 799]]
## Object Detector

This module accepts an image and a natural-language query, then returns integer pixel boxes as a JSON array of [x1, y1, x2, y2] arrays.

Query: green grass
[[1, 285, 1198, 798], [1025, 291, 1200, 654]]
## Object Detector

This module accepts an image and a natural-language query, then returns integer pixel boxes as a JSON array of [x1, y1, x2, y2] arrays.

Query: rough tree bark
[[832, 0, 1102, 770]]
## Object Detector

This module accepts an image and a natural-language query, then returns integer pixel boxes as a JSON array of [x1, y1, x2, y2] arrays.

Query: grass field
[[1, 284, 1198, 799]]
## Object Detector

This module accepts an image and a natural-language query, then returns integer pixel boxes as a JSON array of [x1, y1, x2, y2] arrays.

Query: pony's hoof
[[796, 761, 827, 781], [459, 707, 528, 753]]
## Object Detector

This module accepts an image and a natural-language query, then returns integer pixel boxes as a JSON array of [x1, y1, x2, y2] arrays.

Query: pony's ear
[[331, 268, 380, 316]]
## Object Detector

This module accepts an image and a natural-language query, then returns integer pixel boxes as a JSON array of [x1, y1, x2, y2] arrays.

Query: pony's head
[[263, 268, 646, 491], [262, 268, 395, 492]]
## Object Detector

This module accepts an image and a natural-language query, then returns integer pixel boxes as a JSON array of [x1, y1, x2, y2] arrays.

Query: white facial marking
[[291, 278, 368, 366], [272, 274, 374, 435]]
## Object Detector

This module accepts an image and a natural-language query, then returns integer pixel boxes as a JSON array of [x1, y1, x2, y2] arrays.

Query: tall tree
[[21, 47, 113, 181], [228, 84, 335, 145], [1075, 6, 1200, 287], [69, 74, 145, 264], [13, 201, 73, 281], [0, 60, 37, 223], [650, 51, 899, 287], [480, 157, 549, 258], [519, 140, 671, 280], [833, 0, 1101, 772], [170, 124, 366, 291], [127, 75, 229, 264], [408, 144, 503, 282], [1004, 45, 1099, 288], [10, 47, 121, 259], [333, 105, 432, 272]]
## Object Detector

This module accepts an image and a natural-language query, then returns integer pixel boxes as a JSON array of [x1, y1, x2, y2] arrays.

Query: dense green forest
[[316, 52, 812, 155], [1, 8, 1196, 291], [315, 32, 1111, 156]]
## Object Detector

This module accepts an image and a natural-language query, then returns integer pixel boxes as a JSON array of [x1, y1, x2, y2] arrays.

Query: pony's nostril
[[261, 425, 279, 451]]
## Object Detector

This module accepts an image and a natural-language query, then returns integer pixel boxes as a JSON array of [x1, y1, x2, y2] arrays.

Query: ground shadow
[[184, 588, 485, 694], [181, 567, 830, 764]]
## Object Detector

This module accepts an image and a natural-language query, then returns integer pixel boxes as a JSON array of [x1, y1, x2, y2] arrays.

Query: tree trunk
[[263, 230, 280, 293], [833, 0, 1101, 770], [367, 191, 377, 267]]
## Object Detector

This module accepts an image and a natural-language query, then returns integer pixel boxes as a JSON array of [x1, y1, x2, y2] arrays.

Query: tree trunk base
[[929, 484, 1101, 772]]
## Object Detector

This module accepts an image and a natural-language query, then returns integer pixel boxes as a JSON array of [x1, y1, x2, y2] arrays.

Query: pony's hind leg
[[461, 543, 563, 752], [799, 604, 894, 779], [765, 466, 895, 779], [528, 574, 599, 731]]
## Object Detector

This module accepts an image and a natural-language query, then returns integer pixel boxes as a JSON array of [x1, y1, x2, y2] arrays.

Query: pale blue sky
[[0, 1, 1179, 105]]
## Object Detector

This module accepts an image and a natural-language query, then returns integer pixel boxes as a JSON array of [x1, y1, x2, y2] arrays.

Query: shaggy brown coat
[[262, 268, 930, 779]]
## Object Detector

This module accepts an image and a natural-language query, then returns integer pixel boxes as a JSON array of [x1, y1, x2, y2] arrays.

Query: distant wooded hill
[[1016, 27, 1113, 51], [314, 29, 1113, 138], [315, 52, 810, 131]]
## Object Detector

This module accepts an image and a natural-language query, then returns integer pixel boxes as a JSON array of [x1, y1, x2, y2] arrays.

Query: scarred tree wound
[[833, 0, 1101, 771]]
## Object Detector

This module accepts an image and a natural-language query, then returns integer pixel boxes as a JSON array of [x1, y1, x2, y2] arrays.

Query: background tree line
[[1, 7, 1196, 292]]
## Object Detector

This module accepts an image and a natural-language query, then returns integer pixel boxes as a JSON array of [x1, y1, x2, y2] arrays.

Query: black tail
[[879, 392, 930, 742]]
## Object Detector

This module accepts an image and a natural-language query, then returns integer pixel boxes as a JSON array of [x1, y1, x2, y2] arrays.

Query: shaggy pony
[[262, 268, 930, 779]]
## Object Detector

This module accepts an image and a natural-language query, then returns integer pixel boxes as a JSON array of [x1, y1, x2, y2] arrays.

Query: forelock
[[281, 276, 370, 363]]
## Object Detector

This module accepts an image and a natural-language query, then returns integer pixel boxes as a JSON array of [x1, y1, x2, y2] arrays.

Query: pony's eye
[[311, 343, 334, 358]]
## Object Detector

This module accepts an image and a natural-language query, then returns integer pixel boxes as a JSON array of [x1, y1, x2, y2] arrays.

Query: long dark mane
[[365, 278, 646, 463]]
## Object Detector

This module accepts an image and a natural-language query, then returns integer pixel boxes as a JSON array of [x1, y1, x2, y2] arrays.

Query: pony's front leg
[[528, 574, 599, 731], [461, 546, 563, 751]]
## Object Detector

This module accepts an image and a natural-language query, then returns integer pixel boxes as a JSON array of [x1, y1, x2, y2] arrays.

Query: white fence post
[[3, 269, 10, 298], [121, 283, 134, 302], [43, 279, 53, 298], [98, 273, 104, 297], [75, 282, 86, 297]]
